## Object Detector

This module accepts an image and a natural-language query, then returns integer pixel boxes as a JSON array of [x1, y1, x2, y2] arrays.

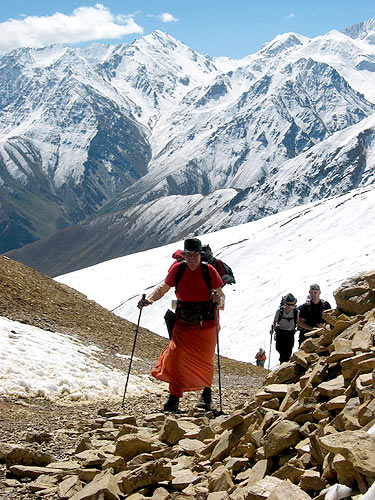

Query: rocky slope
[[0, 255, 265, 498], [1, 258, 375, 498]]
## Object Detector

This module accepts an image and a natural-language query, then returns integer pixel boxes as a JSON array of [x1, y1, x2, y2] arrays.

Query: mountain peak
[[2, 19, 375, 265], [259, 32, 309, 56], [149, 29, 174, 39], [134, 30, 180, 50], [342, 17, 375, 44]]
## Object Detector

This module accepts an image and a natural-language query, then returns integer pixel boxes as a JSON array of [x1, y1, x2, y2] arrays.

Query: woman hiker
[[138, 237, 225, 412], [270, 293, 299, 364]]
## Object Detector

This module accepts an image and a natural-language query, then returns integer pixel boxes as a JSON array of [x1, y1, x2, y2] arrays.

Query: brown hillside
[[0, 254, 167, 361]]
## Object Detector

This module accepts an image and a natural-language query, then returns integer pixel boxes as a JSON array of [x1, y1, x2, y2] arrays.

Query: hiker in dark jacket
[[298, 284, 331, 346], [138, 238, 225, 413], [270, 293, 299, 363], [202, 245, 235, 285]]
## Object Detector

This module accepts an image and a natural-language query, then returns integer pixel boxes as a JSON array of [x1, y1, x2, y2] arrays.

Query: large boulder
[[69, 473, 122, 500], [319, 430, 375, 477], [5, 446, 53, 467], [268, 479, 312, 500], [159, 418, 200, 445], [334, 275, 375, 315], [210, 424, 245, 462], [114, 434, 153, 462], [116, 459, 172, 495], [263, 421, 301, 458]]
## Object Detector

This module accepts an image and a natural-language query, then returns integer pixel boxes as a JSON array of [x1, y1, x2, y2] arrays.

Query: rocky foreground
[[1, 270, 375, 499]]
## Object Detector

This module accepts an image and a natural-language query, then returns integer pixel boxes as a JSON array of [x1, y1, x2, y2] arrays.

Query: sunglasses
[[286, 302, 294, 306]]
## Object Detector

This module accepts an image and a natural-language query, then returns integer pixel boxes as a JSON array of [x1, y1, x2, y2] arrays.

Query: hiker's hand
[[212, 292, 221, 305], [137, 298, 152, 309]]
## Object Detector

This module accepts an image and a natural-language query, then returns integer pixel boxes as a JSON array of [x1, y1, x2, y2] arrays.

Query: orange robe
[[152, 262, 223, 397], [152, 320, 218, 397]]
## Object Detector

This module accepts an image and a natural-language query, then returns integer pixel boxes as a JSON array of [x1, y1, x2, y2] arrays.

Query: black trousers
[[275, 328, 295, 363]]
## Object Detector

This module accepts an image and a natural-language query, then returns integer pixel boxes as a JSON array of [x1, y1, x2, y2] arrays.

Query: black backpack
[[201, 244, 235, 285], [213, 259, 236, 285]]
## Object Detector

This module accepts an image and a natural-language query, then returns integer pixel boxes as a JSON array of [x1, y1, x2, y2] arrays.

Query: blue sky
[[0, 1, 374, 58]]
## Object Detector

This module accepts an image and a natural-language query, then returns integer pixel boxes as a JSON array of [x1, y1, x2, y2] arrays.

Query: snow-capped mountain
[[8, 102, 375, 277], [0, 44, 151, 251], [343, 17, 375, 45], [3, 20, 375, 273]]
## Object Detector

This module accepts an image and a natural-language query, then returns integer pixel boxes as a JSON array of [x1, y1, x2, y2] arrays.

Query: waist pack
[[177, 300, 214, 325]]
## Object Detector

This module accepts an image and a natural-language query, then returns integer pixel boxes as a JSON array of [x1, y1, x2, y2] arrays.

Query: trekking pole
[[121, 293, 146, 407], [267, 330, 273, 370], [214, 303, 223, 414]]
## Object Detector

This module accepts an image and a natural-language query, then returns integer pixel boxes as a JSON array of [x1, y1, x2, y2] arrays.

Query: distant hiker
[[270, 293, 299, 364], [201, 244, 236, 285], [255, 348, 266, 367], [138, 237, 225, 413], [298, 284, 331, 346]]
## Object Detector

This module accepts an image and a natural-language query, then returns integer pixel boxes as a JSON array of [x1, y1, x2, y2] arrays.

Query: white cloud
[[158, 12, 179, 23], [284, 13, 295, 20], [0, 4, 143, 55]]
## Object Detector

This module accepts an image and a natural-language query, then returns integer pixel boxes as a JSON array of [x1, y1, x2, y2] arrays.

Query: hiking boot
[[163, 395, 179, 412], [196, 387, 212, 411]]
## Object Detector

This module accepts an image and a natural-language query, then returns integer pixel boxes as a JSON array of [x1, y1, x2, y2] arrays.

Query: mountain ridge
[[8, 112, 375, 277], [2, 18, 375, 273]]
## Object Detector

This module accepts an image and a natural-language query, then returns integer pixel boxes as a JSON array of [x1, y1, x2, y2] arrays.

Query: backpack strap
[[175, 261, 212, 294], [201, 262, 212, 294], [277, 306, 285, 324], [174, 261, 187, 292]]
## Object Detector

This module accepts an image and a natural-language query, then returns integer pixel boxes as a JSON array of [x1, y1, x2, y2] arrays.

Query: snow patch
[[0, 316, 161, 400]]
